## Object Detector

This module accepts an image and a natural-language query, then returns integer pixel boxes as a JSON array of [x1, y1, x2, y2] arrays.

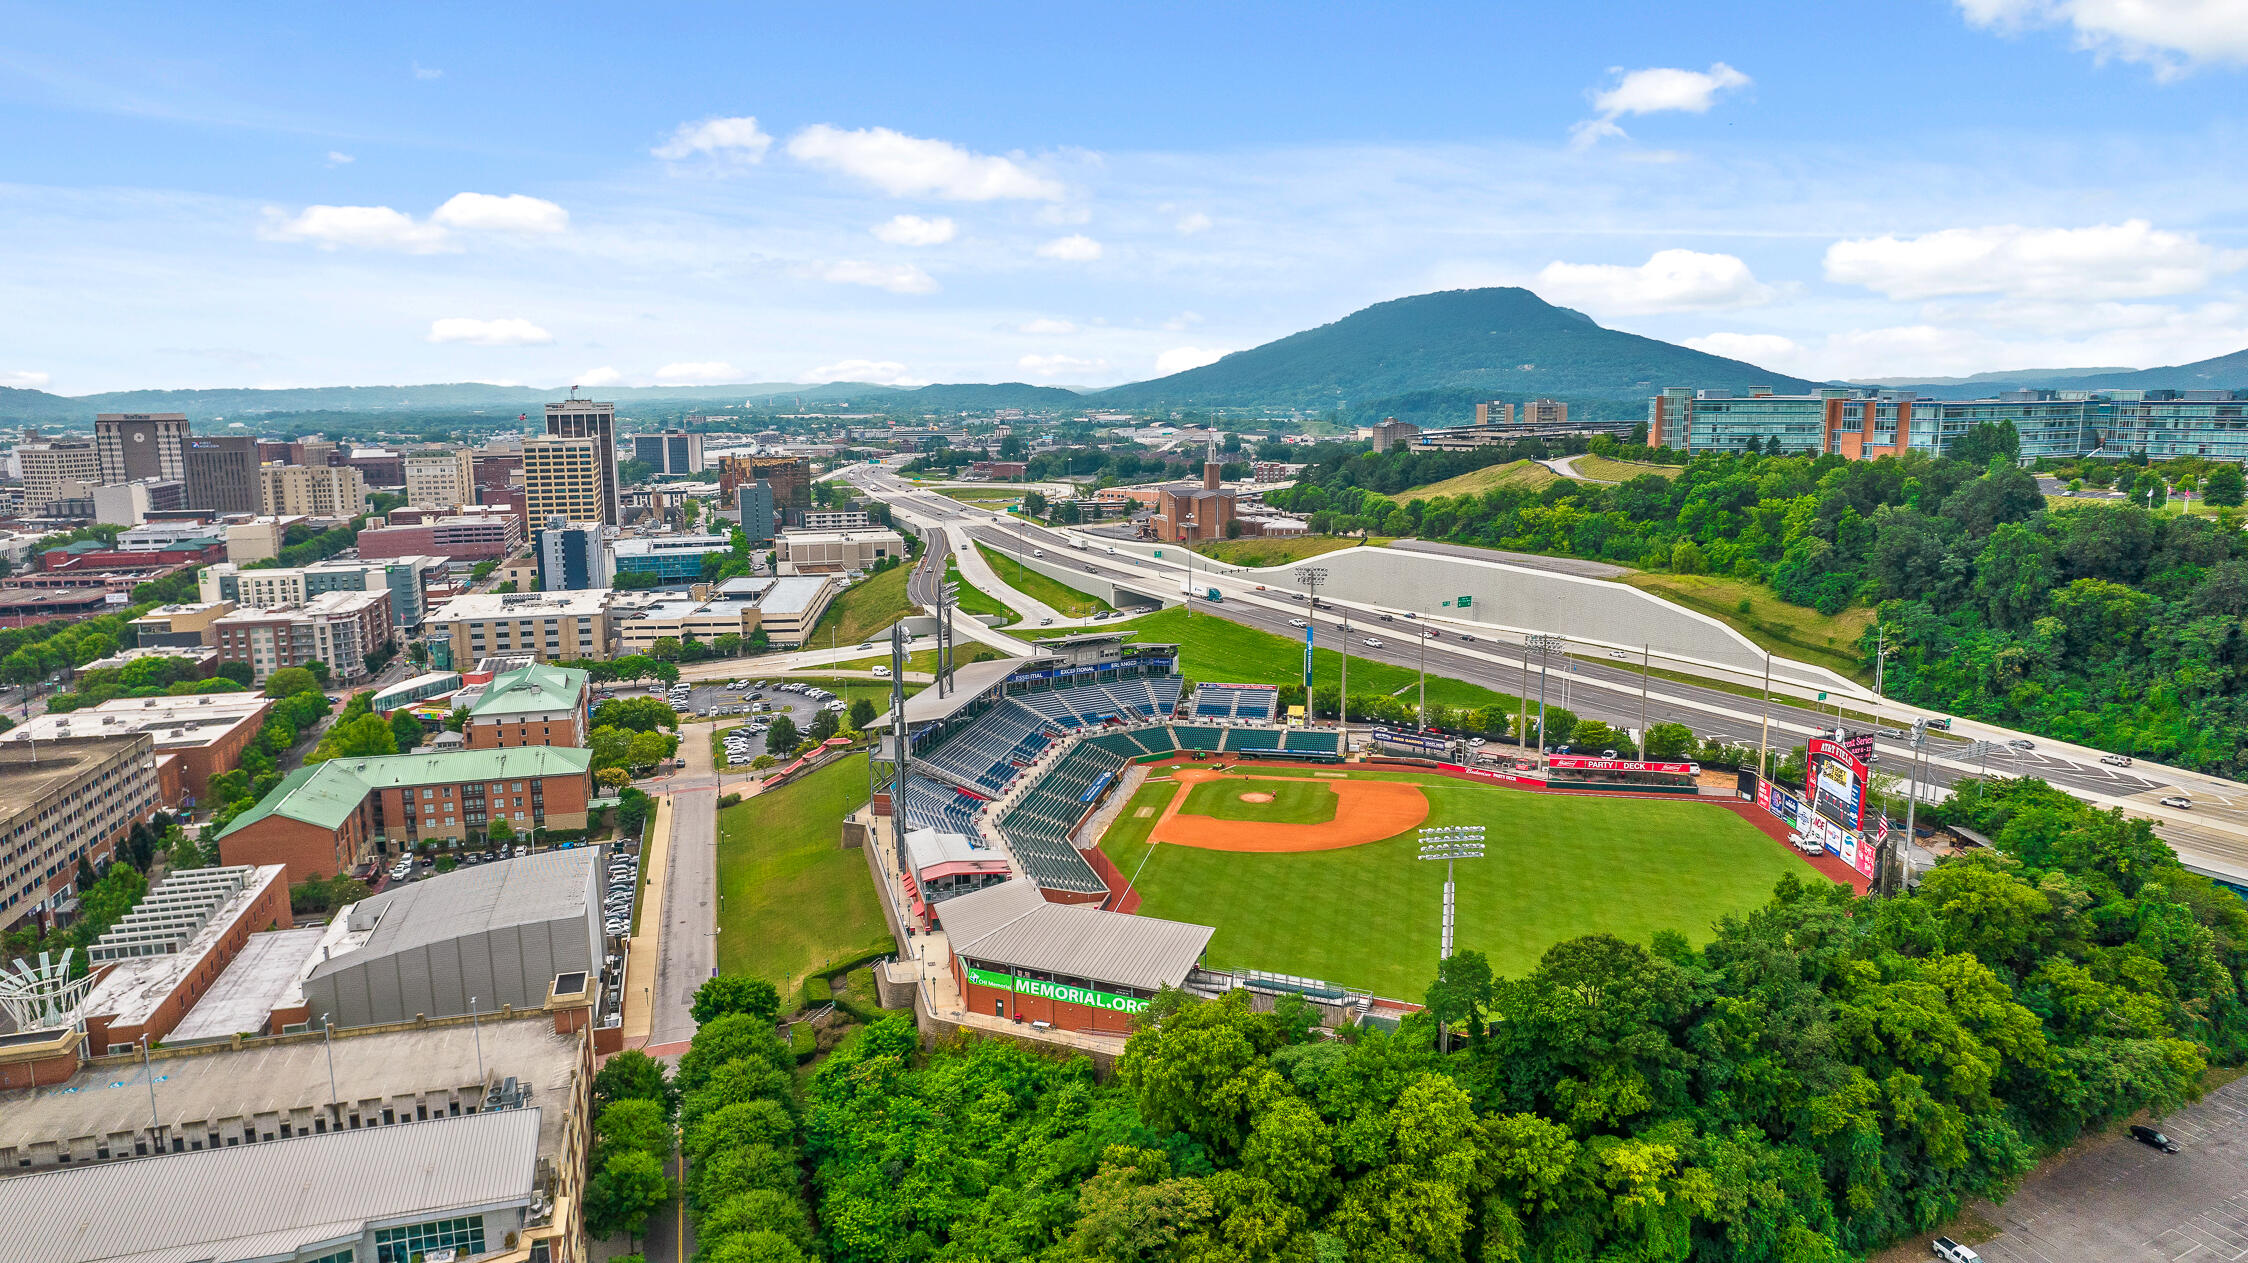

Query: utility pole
[[1418, 826, 1485, 1054], [1757, 653, 1773, 779], [1638, 644, 1651, 759], [1871, 624, 1886, 732], [1416, 628, 1428, 729]]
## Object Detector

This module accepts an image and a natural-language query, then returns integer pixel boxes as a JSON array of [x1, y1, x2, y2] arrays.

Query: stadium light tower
[[1418, 826, 1486, 1053], [1294, 566, 1329, 724], [1525, 634, 1565, 755]]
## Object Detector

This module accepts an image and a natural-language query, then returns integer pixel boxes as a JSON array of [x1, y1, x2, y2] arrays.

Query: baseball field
[[1097, 763, 1810, 999]]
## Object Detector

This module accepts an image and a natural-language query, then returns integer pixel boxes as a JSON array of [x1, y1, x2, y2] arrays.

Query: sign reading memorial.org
[[964, 966, 1148, 1013]]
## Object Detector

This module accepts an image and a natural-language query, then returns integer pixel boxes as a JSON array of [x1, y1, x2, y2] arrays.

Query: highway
[[845, 463, 2248, 882]]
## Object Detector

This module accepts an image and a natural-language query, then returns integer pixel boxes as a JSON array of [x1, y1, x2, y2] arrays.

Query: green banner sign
[[965, 965, 1148, 1014]]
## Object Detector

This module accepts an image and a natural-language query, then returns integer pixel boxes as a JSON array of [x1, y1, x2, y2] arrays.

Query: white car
[[2100, 753, 2133, 766], [1288, 618, 1309, 628], [1609, 649, 1629, 659], [873, 666, 892, 677], [2160, 795, 2193, 809], [1364, 638, 1385, 648]]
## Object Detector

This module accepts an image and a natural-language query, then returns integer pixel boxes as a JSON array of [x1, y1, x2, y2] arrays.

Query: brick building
[[0, 735, 162, 930], [463, 662, 592, 750], [939, 880, 1212, 1037], [214, 747, 596, 881], [75, 865, 293, 1054], [210, 591, 392, 683], [1150, 462, 1237, 544], [2, 694, 272, 807], [354, 514, 521, 562]]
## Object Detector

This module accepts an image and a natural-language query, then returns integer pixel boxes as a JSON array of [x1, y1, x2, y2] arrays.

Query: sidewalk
[[618, 792, 672, 1050]]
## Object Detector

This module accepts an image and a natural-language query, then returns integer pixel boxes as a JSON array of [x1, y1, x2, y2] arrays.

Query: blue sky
[[4, 0, 2247, 394]]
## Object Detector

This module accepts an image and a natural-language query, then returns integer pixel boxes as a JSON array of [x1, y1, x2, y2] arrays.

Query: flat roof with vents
[[1, 694, 270, 752]]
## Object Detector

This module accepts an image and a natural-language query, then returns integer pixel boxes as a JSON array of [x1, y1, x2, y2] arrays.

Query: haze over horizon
[[6, 2, 2248, 395]]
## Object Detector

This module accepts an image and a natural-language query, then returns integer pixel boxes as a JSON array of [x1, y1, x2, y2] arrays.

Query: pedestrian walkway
[[618, 792, 672, 1049]]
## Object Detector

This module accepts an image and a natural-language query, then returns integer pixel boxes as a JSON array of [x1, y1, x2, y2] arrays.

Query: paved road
[[1969, 1075, 2248, 1263]]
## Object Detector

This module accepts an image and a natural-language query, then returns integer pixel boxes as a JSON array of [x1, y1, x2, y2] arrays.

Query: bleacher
[[1190, 683, 1279, 723], [898, 775, 984, 834], [1285, 729, 1343, 755], [1224, 728, 1287, 752], [1170, 725, 1228, 752], [913, 699, 1057, 793], [995, 741, 1130, 896], [1013, 678, 1179, 730]]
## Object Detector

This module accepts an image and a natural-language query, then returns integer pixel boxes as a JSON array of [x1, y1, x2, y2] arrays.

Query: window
[[375, 1215, 486, 1262]]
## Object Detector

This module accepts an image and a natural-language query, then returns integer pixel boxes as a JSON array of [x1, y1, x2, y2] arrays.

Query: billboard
[[1842, 732, 1877, 765], [1758, 779, 1806, 830], [1546, 755, 1698, 776], [1371, 727, 1450, 754], [1807, 738, 1868, 831]]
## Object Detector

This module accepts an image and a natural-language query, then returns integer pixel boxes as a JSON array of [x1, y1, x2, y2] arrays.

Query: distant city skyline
[[3, 1, 2246, 393]]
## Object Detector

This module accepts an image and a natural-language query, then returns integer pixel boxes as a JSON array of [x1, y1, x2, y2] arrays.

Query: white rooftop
[[3, 694, 269, 750], [758, 575, 834, 616], [430, 590, 612, 619], [80, 866, 289, 1029], [164, 927, 324, 1045]]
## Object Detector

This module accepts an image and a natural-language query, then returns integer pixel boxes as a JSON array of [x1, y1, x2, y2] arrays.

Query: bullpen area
[[1098, 763, 1809, 999]]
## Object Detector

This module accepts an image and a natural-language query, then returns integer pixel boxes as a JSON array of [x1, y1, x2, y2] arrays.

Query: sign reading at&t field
[[965, 965, 1148, 1014]]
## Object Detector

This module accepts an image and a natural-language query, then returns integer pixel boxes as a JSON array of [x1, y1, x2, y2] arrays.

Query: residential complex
[[200, 556, 443, 633], [0, 734, 161, 928], [402, 447, 478, 509], [211, 591, 393, 683], [260, 462, 369, 517], [543, 398, 621, 524], [425, 590, 615, 667], [215, 746, 596, 878], [534, 519, 612, 591], [18, 437, 100, 511], [463, 661, 592, 749], [1648, 385, 2248, 461]]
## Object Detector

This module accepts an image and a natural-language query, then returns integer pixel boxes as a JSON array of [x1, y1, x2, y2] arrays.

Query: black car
[[2129, 1125, 2179, 1152]]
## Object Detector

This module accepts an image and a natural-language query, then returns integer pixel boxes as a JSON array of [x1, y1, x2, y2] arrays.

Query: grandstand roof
[[889, 655, 1038, 727], [940, 879, 1214, 992]]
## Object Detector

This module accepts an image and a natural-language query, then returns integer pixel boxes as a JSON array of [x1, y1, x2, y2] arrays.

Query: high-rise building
[[182, 435, 261, 513], [543, 398, 620, 524], [1369, 418, 1419, 453], [95, 413, 190, 485], [736, 479, 776, 544], [522, 436, 608, 526], [1473, 401, 1514, 426], [534, 518, 613, 591], [716, 455, 811, 526], [0, 734, 162, 927], [403, 447, 477, 509], [18, 438, 100, 511], [630, 429, 705, 476], [1520, 398, 1568, 427], [260, 463, 368, 517]]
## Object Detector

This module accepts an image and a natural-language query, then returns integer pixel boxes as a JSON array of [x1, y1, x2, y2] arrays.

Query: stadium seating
[[1284, 729, 1343, 754], [1190, 683, 1279, 723], [995, 740, 1131, 895], [1225, 727, 1287, 752], [1170, 725, 1228, 751]]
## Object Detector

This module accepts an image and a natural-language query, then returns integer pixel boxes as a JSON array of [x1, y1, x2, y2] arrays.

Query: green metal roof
[[466, 662, 589, 720], [216, 746, 594, 839]]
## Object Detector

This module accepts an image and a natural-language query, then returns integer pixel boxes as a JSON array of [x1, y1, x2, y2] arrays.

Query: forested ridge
[[1267, 434, 2248, 775], [646, 777, 2248, 1263]]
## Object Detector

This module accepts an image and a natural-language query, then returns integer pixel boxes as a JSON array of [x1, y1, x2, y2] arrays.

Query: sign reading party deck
[[964, 965, 1149, 1014]]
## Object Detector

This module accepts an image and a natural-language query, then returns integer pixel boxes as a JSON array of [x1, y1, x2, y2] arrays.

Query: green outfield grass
[[715, 757, 891, 994], [1102, 769, 1805, 998], [1180, 776, 1338, 824]]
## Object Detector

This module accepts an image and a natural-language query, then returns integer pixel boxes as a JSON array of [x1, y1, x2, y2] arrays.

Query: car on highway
[[1288, 618, 1309, 628], [1930, 1235, 1982, 1263], [1609, 649, 1629, 659], [1040, 617, 1054, 625], [2008, 738, 2035, 751], [1364, 637, 1385, 648], [1379, 613, 1393, 621], [1460, 634, 1476, 642], [2101, 753, 2132, 766], [2129, 1124, 2179, 1153], [2160, 795, 2194, 809], [1423, 629, 1438, 638], [858, 641, 875, 649]]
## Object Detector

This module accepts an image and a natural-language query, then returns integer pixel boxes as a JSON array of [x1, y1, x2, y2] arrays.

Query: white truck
[[1069, 536, 1088, 550]]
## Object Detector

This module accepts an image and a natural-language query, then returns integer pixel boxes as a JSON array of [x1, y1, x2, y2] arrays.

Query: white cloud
[[653, 116, 774, 163], [654, 361, 741, 385], [1573, 63, 1750, 148], [1533, 249, 1774, 314], [1958, 0, 2248, 78], [1823, 220, 2238, 300], [426, 317, 553, 346], [325, 151, 354, 166], [871, 214, 957, 246], [575, 366, 622, 388], [1161, 311, 1203, 332], [1036, 234, 1103, 262], [430, 192, 569, 235], [786, 124, 1064, 201], [821, 259, 939, 294], [259, 204, 450, 253], [0, 369, 51, 389], [1174, 211, 1213, 235], [807, 359, 922, 386], [1016, 353, 1105, 378], [411, 62, 442, 80], [1155, 346, 1229, 375], [1019, 318, 1077, 335], [1683, 332, 1803, 364]]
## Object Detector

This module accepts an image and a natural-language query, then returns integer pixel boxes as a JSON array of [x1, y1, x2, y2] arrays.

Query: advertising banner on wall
[[1807, 738, 1868, 831], [1371, 727, 1450, 754], [1547, 755, 1699, 776], [1758, 779, 1806, 830], [964, 965, 1148, 1014]]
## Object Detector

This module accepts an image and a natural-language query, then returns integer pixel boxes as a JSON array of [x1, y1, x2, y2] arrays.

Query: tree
[[389, 710, 423, 752], [1950, 419, 2021, 466], [807, 709, 839, 743], [595, 697, 681, 733], [304, 660, 331, 685], [1642, 722, 1695, 760], [487, 817, 516, 847], [597, 767, 633, 791], [693, 976, 782, 1026], [585, 1148, 671, 1241], [848, 697, 877, 729], [2203, 462, 2245, 508], [764, 715, 799, 756], [2132, 470, 2169, 509], [1569, 720, 1626, 753], [307, 712, 398, 763], [216, 660, 255, 687], [594, 1097, 674, 1167], [1021, 489, 1048, 516], [593, 1049, 675, 1115], [263, 666, 318, 699]]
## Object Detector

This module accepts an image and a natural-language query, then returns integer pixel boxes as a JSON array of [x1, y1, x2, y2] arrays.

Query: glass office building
[[1650, 387, 2248, 462]]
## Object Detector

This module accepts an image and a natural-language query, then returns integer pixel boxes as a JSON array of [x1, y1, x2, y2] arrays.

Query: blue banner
[[1303, 623, 1314, 692]]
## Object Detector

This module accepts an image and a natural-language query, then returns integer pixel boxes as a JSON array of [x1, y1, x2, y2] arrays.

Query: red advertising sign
[[1438, 762, 1543, 788], [1545, 755, 1699, 775], [1807, 737, 1869, 778]]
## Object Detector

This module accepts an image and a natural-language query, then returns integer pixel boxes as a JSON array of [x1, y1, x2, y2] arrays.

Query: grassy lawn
[[1102, 770, 1807, 996], [1572, 454, 1682, 483], [1030, 605, 1519, 711], [715, 757, 891, 993], [806, 565, 915, 646], [832, 644, 1004, 674], [1615, 572, 1874, 682], [973, 542, 1115, 617], [938, 487, 1024, 504], [1189, 536, 1386, 567], [1180, 776, 1338, 824], [1401, 460, 1557, 502], [945, 557, 1019, 623]]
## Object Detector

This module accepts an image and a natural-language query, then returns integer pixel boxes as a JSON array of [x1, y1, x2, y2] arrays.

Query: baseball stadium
[[876, 631, 1856, 1032]]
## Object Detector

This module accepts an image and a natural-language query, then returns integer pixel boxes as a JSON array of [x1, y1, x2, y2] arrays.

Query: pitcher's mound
[[1239, 792, 1275, 803]]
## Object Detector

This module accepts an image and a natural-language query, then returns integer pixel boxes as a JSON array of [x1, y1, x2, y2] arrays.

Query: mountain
[[1846, 367, 2133, 388], [1088, 288, 1823, 410], [1852, 348, 2248, 399]]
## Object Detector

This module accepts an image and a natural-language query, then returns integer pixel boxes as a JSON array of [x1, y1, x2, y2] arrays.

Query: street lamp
[[1417, 826, 1486, 1053]]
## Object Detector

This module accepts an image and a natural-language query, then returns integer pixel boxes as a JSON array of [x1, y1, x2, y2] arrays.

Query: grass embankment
[[1572, 454, 1682, 483], [938, 487, 1024, 504], [944, 557, 1018, 623], [1037, 605, 1516, 711], [1189, 536, 1387, 567], [1615, 572, 1874, 682], [715, 757, 890, 993], [1103, 770, 1804, 995], [832, 645, 1004, 675], [806, 565, 916, 646], [2045, 493, 2234, 517], [972, 542, 1115, 618], [1399, 459, 1556, 501], [1564, 652, 1896, 732]]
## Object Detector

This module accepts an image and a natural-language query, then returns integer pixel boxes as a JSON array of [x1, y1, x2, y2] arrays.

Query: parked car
[[2160, 795, 2194, 809], [2128, 1124, 2179, 1153], [2100, 753, 2133, 766], [1930, 1236, 1983, 1263]]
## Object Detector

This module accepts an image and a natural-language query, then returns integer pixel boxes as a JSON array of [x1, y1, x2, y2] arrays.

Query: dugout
[[938, 879, 1215, 1036]]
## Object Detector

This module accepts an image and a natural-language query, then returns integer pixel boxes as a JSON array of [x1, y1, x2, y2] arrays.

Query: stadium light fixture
[[1418, 826, 1485, 1053]]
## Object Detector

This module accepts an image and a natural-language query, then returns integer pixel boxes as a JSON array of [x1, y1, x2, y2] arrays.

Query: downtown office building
[[1649, 386, 2248, 462]]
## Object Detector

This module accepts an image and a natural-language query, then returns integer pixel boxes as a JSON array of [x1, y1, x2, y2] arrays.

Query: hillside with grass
[[1399, 459, 1557, 500]]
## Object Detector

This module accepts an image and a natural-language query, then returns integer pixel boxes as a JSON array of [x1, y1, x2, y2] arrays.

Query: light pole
[[1416, 628, 1429, 729], [1294, 567, 1328, 723], [140, 1035, 161, 1147], [1638, 644, 1652, 758], [1418, 826, 1486, 1052], [1526, 634, 1564, 756]]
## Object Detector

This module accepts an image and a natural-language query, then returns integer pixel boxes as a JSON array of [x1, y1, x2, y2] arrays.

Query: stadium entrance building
[[939, 880, 1214, 1035]]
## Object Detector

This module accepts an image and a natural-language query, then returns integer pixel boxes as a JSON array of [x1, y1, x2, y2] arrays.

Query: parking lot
[[707, 680, 850, 768], [601, 679, 836, 728], [1966, 1074, 2248, 1262]]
